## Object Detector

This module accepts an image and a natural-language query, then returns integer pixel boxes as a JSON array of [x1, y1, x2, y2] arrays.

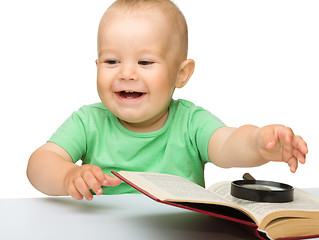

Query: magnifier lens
[[241, 184, 285, 191], [231, 180, 294, 203]]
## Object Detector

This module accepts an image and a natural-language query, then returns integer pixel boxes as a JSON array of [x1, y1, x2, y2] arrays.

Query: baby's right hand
[[63, 164, 121, 201]]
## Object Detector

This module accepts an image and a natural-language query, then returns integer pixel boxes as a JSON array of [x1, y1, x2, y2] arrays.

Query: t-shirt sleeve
[[48, 107, 87, 163], [189, 108, 226, 164]]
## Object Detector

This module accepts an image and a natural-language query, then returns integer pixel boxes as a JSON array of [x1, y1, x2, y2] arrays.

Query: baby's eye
[[138, 60, 154, 66], [105, 60, 120, 65]]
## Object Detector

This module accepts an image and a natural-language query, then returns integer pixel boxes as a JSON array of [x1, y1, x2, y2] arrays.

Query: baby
[[27, 0, 308, 201]]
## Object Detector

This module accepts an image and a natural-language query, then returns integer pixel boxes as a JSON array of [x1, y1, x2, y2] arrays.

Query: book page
[[119, 171, 230, 204], [208, 181, 319, 224]]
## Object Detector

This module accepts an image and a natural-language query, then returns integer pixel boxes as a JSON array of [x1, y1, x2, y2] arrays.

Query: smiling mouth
[[117, 91, 145, 100]]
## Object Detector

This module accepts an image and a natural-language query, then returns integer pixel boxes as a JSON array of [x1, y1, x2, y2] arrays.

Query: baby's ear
[[95, 59, 98, 66], [175, 59, 195, 88]]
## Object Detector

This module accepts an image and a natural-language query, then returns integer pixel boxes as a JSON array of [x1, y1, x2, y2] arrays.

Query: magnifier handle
[[243, 173, 255, 181]]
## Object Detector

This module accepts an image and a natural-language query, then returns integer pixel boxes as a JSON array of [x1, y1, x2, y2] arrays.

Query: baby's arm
[[208, 125, 308, 172], [27, 142, 121, 200]]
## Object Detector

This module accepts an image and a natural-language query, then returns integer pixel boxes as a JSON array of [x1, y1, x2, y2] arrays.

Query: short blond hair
[[98, 0, 188, 60]]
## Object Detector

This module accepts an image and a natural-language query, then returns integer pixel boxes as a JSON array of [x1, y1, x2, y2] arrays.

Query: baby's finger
[[89, 165, 108, 186], [277, 126, 294, 145], [104, 174, 122, 186], [292, 135, 308, 155], [293, 149, 306, 164], [287, 156, 298, 173], [74, 177, 94, 201], [83, 171, 103, 195], [67, 184, 83, 201]]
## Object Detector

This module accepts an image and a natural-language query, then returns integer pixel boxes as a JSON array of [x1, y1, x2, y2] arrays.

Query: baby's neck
[[119, 111, 169, 133]]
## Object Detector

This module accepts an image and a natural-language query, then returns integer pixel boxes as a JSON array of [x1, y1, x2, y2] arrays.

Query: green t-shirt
[[49, 99, 225, 194]]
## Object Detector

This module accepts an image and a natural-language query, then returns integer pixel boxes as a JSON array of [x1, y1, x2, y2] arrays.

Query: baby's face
[[97, 9, 182, 131]]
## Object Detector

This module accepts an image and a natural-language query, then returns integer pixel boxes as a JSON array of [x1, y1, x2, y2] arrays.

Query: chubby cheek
[[96, 77, 104, 99], [96, 71, 111, 101], [147, 71, 175, 96]]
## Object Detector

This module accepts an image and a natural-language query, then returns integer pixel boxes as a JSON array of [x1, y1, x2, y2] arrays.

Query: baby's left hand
[[257, 125, 308, 173]]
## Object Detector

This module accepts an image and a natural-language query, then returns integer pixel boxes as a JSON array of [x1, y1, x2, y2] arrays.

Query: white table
[[2, 189, 319, 240]]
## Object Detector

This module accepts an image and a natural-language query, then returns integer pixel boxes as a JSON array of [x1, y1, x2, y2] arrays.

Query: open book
[[112, 171, 319, 240]]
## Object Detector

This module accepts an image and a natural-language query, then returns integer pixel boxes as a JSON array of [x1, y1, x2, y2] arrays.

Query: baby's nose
[[120, 63, 138, 81]]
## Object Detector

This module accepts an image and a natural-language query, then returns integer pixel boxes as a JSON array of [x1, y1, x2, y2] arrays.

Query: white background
[[0, 0, 318, 199]]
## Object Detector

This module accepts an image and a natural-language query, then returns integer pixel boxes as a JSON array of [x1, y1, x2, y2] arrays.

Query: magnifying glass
[[230, 173, 294, 203]]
